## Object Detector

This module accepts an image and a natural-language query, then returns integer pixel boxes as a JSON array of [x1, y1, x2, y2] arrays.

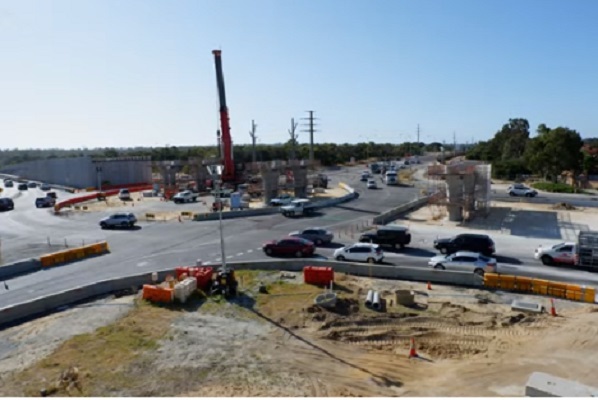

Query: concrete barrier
[[193, 184, 358, 222], [0, 259, 481, 329], [0, 259, 41, 281], [526, 372, 598, 397], [0, 269, 174, 328], [373, 197, 430, 225]]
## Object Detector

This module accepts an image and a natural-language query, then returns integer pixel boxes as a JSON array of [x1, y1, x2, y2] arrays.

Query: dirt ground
[[1, 270, 597, 397]]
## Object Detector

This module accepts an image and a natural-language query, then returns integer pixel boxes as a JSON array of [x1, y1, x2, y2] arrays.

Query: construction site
[[0, 269, 597, 397]]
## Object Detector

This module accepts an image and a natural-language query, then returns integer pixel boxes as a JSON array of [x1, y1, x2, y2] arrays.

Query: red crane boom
[[212, 50, 235, 182]]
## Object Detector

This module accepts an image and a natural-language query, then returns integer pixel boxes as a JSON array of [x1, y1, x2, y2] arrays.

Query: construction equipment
[[212, 50, 243, 184], [210, 267, 238, 298]]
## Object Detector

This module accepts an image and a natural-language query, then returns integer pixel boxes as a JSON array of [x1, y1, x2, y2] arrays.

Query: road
[[491, 183, 598, 208], [2, 162, 598, 310]]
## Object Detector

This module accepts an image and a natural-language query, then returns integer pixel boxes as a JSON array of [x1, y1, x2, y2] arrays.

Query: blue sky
[[1, 0, 597, 149]]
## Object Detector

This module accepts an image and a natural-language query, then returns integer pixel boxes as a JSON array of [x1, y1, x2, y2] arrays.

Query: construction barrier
[[142, 285, 174, 303], [483, 273, 596, 303], [303, 266, 334, 286], [175, 266, 214, 290], [39, 241, 110, 269]]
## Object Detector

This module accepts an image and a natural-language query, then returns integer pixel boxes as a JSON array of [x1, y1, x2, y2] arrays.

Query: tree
[[525, 125, 583, 182]]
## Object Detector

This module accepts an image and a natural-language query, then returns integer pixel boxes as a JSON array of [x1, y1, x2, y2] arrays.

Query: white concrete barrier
[[526, 372, 598, 397], [0, 259, 41, 280], [373, 197, 430, 225]]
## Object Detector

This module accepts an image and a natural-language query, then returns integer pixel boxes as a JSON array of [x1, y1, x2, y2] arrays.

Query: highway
[[2, 160, 598, 310]]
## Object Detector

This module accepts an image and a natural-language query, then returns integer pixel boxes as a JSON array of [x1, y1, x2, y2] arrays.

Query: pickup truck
[[534, 242, 575, 266], [173, 190, 199, 204], [281, 199, 317, 217]]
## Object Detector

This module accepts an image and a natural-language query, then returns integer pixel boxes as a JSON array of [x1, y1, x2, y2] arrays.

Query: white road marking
[[137, 261, 148, 267], [226, 255, 234, 259], [236, 252, 244, 256], [215, 258, 222, 262], [247, 249, 253, 253], [256, 247, 262, 250]]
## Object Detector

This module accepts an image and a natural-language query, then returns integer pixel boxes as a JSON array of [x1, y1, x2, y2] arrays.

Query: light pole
[[96, 166, 103, 192], [211, 166, 227, 269]]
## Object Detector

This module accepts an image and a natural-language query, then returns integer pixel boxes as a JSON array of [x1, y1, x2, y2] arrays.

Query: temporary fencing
[[483, 273, 595, 303]]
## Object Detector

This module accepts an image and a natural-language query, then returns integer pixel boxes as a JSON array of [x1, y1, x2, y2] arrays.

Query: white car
[[428, 251, 497, 276], [507, 183, 538, 197], [270, 194, 294, 207], [99, 212, 137, 229], [118, 188, 131, 201], [367, 179, 377, 189], [534, 242, 575, 265], [334, 243, 384, 264]]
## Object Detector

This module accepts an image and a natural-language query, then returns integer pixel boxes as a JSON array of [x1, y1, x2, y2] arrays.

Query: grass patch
[[531, 182, 578, 193], [4, 299, 179, 397]]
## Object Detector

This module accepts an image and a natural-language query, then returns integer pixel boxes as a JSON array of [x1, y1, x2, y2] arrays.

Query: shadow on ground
[[460, 207, 589, 240]]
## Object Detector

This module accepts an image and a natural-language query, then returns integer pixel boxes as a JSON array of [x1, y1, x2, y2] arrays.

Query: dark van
[[0, 198, 14, 211]]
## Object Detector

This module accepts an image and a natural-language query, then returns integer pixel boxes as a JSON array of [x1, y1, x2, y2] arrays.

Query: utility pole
[[453, 131, 457, 157], [301, 110, 318, 167], [249, 120, 257, 165], [417, 124, 420, 144], [288, 118, 299, 161]]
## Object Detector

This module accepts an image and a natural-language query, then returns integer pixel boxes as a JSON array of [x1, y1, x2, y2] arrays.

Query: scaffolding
[[426, 161, 491, 222]]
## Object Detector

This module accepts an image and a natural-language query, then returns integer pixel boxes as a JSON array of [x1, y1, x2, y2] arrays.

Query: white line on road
[[137, 261, 148, 267], [236, 252, 244, 256], [247, 249, 253, 253], [226, 255, 234, 259], [256, 247, 261, 250]]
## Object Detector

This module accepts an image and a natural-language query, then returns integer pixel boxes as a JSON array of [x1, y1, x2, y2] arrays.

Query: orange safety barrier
[[513, 276, 532, 292], [547, 282, 570, 298], [496, 275, 516, 290], [40, 255, 56, 268], [531, 279, 550, 295], [62, 250, 77, 263], [142, 285, 174, 303], [304, 266, 334, 286], [52, 252, 65, 264], [176, 267, 214, 290]]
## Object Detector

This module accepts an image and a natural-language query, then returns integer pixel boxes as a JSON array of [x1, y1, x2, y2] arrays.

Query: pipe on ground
[[365, 289, 374, 307], [372, 291, 381, 310]]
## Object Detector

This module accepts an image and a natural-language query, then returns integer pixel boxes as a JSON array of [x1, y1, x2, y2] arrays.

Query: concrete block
[[525, 372, 598, 397], [0, 259, 41, 281], [511, 300, 544, 314], [395, 290, 415, 306]]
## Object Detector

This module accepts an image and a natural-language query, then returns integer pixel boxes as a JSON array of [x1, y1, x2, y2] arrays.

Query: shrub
[[531, 182, 576, 193]]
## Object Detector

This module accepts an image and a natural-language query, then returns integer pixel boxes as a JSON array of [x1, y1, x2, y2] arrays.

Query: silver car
[[428, 251, 497, 276], [289, 227, 334, 245], [99, 212, 137, 229]]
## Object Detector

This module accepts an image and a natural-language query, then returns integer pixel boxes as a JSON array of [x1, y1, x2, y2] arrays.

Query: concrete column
[[262, 170, 280, 204], [446, 174, 464, 222], [292, 166, 308, 198]]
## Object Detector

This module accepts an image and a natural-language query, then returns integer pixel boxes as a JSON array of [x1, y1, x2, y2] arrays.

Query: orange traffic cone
[[427, 281, 432, 290], [408, 337, 418, 358], [550, 298, 557, 317]]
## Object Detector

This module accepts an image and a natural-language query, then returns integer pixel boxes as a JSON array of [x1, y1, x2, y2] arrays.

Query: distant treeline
[[0, 141, 450, 169]]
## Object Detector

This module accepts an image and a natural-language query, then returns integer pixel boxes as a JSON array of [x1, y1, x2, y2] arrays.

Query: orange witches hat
[[408, 337, 418, 358]]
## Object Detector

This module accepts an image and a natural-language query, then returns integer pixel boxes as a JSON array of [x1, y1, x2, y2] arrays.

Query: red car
[[262, 237, 315, 257]]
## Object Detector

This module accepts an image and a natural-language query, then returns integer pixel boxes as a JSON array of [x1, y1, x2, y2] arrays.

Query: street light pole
[[96, 166, 103, 192], [214, 177, 227, 269]]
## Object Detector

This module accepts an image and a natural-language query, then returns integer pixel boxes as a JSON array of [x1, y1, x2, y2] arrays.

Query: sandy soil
[[1, 271, 597, 397]]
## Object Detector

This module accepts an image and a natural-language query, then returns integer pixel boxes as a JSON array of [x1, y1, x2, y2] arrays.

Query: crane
[[212, 50, 236, 183]]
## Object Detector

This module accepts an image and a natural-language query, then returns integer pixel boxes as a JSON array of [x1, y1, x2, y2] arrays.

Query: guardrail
[[0, 259, 482, 328], [373, 197, 430, 225], [0, 242, 110, 281]]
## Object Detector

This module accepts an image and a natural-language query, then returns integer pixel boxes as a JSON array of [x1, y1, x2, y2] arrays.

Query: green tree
[[525, 125, 583, 182]]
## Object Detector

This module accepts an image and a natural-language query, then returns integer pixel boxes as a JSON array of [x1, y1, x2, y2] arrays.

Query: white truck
[[173, 190, 199, 204], [281, 199, 317, 217], [534, 242, 575, 266], [269, 193, 294, 207]]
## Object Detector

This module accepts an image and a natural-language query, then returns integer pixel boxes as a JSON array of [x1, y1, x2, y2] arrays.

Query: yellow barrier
[[98, 241, 109, 253], [483, 274, 596, 304], [40, 255, 56, 268], [53, 252, 65, 264]]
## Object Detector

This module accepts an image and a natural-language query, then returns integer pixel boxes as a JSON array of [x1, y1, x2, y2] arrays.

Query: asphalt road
[[491, 183, 598, 208], [2, 162, 598, 309]]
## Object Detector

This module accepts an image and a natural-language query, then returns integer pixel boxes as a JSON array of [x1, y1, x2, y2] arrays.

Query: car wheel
[[295, 250, 303, 258], [100, 222, 107, 230], [315, 239, 323, 246], [265, 248, 273, 255], [336, 256, 345, 261], [121, 222, 128, 228], [509, 192, 515, 196], [129, 222, 135, 227], [439, 248, 447, 254], [541, 255, 553, 266], [525, 193, 532, 197], [400, 243, 406, 249], [367, 258, 375, 264], [474, 268, 485, 277], [434, 264, 445, 270]]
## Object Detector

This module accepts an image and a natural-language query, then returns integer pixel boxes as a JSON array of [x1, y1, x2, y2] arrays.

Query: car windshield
[[552, 243, 565, 249]]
